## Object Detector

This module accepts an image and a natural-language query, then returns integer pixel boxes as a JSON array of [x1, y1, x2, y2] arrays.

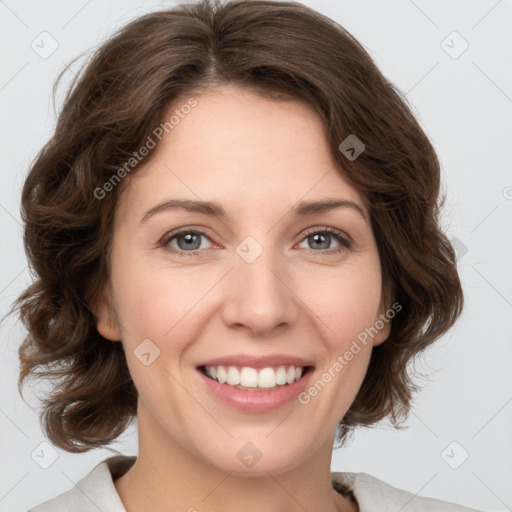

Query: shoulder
[[332, 471, 484, 512], [28, 455, 136, 512]]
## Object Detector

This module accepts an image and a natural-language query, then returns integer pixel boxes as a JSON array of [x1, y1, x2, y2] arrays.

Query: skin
[[95, 84, 391, 512]]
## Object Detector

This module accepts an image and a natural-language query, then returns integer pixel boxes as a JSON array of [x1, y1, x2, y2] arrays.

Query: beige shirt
[[28, 454, 483, 511]]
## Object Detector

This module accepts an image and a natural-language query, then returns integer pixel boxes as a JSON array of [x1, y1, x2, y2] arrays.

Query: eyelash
[[159, 227, 352, 257]]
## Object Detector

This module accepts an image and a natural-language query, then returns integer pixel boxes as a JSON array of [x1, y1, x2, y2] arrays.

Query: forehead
[[116, 85, 367, 221]]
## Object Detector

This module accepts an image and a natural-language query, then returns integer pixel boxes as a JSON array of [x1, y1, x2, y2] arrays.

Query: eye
[[297, 227, 352, 255], [161, 228, 214, 256]]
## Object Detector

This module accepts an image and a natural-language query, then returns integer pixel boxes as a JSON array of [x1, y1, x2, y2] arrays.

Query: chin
[[192, 433, 312, 476]]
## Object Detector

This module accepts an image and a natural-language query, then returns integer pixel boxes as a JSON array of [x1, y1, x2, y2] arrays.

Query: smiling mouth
[[198, 364, 314, 391]]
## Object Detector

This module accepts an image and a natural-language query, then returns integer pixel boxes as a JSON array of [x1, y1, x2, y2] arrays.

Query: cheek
[[298, 260, 383, 342], [111, 258, 216, 350], [111, 233, 383, 352]]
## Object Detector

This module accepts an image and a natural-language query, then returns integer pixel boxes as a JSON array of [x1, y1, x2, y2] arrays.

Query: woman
[[13, 0, 481, 510]]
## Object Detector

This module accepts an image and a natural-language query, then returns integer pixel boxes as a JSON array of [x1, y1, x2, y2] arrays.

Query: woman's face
[[96, 85, 390, 474]]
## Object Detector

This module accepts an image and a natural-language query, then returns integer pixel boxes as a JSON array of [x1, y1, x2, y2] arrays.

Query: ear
[[372, 291, 394, 347], [92, 287, 122, 342]]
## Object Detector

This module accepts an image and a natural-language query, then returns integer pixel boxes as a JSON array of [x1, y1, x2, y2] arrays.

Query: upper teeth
[[204, 365, 304, 388]]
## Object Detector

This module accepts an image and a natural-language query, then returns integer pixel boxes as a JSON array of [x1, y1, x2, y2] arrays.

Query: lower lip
[[197, 368, 314, 413]]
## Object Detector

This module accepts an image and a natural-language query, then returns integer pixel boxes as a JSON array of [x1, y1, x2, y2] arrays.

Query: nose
[[221, 246, 298, 337]]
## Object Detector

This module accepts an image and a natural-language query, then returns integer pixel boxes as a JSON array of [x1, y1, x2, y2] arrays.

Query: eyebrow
[[139, 198, 368, 225]]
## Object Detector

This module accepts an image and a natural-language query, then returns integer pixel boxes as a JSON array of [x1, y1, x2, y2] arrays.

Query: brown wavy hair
[[10, 0, 463, 452]]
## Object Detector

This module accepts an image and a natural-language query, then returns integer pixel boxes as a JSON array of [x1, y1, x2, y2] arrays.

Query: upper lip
[[197, 354, 315, 369]]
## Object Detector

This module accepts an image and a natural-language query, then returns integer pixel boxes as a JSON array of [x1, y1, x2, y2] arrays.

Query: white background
[[1, 1, 511, 511]]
